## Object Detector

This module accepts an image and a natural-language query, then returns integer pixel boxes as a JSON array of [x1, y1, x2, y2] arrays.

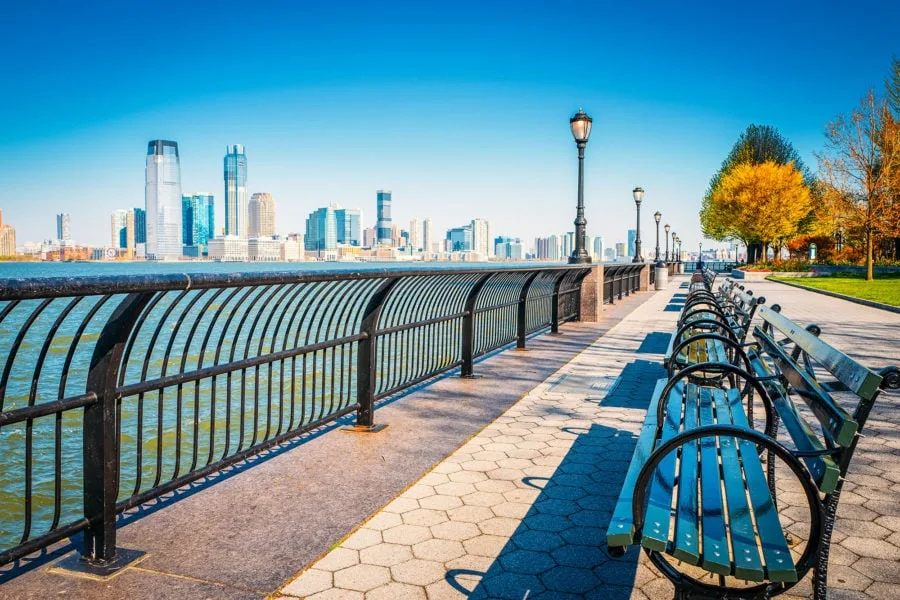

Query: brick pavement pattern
[[274, 276, 900, 600]]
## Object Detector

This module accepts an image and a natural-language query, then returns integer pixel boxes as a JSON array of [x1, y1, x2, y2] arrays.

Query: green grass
[[769, 273, 900, 307]]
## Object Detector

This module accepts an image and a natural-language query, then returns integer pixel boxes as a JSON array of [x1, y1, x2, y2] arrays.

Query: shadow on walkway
[[448, 359, 666, 599]]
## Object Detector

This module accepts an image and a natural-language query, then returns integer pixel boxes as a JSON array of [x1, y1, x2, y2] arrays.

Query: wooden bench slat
[[607, 379, 667, 548], [641, 381, 687, 552], [672, 384, 701, 564], [698, 387, 731, 576], [724, 388, 798, 583]]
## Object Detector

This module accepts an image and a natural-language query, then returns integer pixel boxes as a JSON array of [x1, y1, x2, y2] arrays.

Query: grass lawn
[[769, 273, 900, 307]]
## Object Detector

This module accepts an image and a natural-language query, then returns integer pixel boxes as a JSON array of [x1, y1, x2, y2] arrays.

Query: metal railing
[[603, 264, 644, 304], [682, 261, 737, 273], [0, 264, 590, 570]]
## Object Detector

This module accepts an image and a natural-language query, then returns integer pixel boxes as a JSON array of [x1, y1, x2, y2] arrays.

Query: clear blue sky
[[2, 0, 897, 251]]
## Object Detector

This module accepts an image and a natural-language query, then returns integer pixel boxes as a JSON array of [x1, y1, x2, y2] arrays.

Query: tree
[[817, 90, 900, 280], [704, 161, 812, 259], [701, 125, 815, 261]]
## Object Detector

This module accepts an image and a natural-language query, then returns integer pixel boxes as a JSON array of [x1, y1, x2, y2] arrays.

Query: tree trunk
[[866, 228, 874, 281]]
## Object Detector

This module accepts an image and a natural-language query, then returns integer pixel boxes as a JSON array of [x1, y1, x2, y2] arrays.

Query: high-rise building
[[627, 229, 636, 257], [133, 208, 146, 244], [471, 219, 491, 256], [145, 140, 183, 260], [56, 213, 71, 241], [124, 211, 135, 257], [446, 226, 472, 251], [376, 189, 392, 246], [249, 192, 275, 238], [494, 237, 523, 260], [305, 206, 337, 251], [408, 218, 421, 251], [181, 193, 214, 250], [335, 208, 362, 246], [224, 144, 248, 237], [616, 242, 626, 258], [423, 218, 433, 253], [0, 209, 16, 256], [362, 227, 376, 248], [111, 209, 128, 248], [593, 236, 605, 261]]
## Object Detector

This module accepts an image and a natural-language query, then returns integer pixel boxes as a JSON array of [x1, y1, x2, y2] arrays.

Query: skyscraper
[[224, 144, 248, 237], [447, 226, 472, 251], [594, 236, 605, 261], [183, 194, 214, 248], [305, 206, 337, 251], [134, 208, 146, 244], [376, 189, 392, 246], [124, 211, 135, 257], [423, 218, 433, 253], [471, 219, 491, 256], [0, 210, 16, 256], [249, 192, 275, 238], [111, 209, 128, 248], [335, 208, 362, 245], [408, 218, 421, 251], [56, 213, 71, 241], [145, 140, 183, 259], [627, 229, 637, 257]]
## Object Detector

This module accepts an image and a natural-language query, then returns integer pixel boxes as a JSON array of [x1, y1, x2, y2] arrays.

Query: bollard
[[655, 265, 668, 290]]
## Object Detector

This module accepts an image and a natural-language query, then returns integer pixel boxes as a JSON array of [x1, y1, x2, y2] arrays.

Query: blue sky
[[2, 1, 898, 251]]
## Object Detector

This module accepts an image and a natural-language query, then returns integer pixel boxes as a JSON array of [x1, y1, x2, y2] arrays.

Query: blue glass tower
[[376, 189, 392, 246], [224, 145, 248, 237]]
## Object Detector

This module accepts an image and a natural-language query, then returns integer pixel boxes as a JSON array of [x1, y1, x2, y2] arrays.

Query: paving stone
[[430, 520, 481, 542], [359, 542, 413, 567], [382, 523, 433, 545], [402, 508, 447, 527], [390, 558, 447, 586], [314, 547, 360, 572], [463, 534, 509, 557], [281, 568, 333, 597], [364, 511, 403, 531], [333, 564, 391, 592], [412, 538, 465, 562], [365, 582, 427, 600], [418, 494, 464, 511], [342, 528, 383, 550], [447, 504, 495, 523]]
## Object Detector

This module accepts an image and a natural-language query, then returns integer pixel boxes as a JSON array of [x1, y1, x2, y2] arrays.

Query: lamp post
[[675, 236, 681, 263], [568, 109, 592, 264], [632, 187, 644, 262], [698, 242, 703, 269], [664, 224, 670, 262], [653, 211, 662, 265]]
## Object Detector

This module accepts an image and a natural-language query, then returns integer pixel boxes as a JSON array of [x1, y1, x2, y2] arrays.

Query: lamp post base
[[568, 254, 592, 265]]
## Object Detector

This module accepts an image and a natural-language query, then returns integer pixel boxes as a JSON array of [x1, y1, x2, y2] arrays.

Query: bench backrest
[[753, 306, 883, 485]]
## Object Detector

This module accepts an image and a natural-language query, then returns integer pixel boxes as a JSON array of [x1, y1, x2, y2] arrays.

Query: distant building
[[134, 208, 146, 244], [0, 209, 16, 256], [376, 189, 392, 246], [145, 140, 183, 259], [124, 210, 135, 257], [56, 213, 71, 241], [335, 208, 362, 246], [208, 235, 248, 261], [494, 237, 523, 260], [249, 192, 275, 238], [604, 247, 616, 261], [627, 229, 636, 257], [224, 144, 248, 237], [616, 242, 626, 258], [593, 236, 605, 261], [447, 225, 472, 252], [471, 219, 491, 256], [423, 218, 433, 253], [362, 226, 376, 248], [248, 237, 281, 261], [408, 218, 421, 251], [111, 209, 128, 248], [182, 193, 214, 252], [305, 206, 337, 251]]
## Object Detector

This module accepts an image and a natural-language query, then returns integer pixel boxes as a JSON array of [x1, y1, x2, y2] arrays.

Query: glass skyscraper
[[305, 206, 337, 251], [133, 208, 146, 244], [376, 189, 392, 246], [627, 229, 637, 257], [145, 140, 183, 259], [56, 213, 71, 241], [224, 144, 248, 238], [182, 193, 214, 248], [335, 208, 362, 246]]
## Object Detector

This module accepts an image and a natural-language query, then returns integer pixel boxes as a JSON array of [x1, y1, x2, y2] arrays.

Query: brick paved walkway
[[273, 275, 900, 600]]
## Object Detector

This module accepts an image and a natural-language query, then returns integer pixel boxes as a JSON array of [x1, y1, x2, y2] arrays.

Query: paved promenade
[[273, 276, 900, 600]]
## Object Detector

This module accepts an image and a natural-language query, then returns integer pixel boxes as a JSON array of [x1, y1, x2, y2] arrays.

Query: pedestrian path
[[273, 275, 900, 600]]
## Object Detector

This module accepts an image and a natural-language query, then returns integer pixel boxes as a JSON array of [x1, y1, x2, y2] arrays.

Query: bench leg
[[813, 488, 842, 600]]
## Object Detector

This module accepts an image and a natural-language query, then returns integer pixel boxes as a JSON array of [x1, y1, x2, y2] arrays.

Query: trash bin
[[655, 264, 668, 290]]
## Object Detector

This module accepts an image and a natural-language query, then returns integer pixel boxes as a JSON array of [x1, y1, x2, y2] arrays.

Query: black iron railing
[[602, 264, 644, 305], [0, 264, 590, 570]]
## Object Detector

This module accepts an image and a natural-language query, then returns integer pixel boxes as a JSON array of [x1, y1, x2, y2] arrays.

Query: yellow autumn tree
[[705, 161, 812, 260]]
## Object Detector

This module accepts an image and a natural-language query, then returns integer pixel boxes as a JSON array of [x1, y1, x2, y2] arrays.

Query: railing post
[[550, 270, 566, 334], [350, 277, 400, 432], [516, 271, 540, 349], [64, 292, 152, 577], [461, 273, 493, 377]]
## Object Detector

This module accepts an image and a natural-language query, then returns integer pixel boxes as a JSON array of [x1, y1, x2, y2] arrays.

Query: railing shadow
[[636, 332, 671, 355]]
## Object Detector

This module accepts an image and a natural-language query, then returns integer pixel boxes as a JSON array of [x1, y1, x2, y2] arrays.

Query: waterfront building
[[604, 247, 617, 261], [224, 144, 248, 237], [145, 140, 183, 260], [0, 209, 16, 256], [279, 237, 302, 261], [305, 206, 337, 251], [471, 219, 491, 256], [134, 208, 146, 244], [616, 242, 626, 258], [248, 237, 281, 261], [362, 226, 376, 248], [249, 192, 275, 238], [627, 229, 636, 258], [423, 218, 433, 253], [409, 218, 421, 251], [124, 211, 135, 257], [376, 189, 392, 246], [495, 237, 523, 260], [335, 208, 362, 246], [207, 235, 249, 261], [391, 224, 402, 247], [110, 209, 128, 248], [56, 213, 71, 241], [594, 235, 605, 261], [447, 225, 472, 252], [181, 193, 214, 252]]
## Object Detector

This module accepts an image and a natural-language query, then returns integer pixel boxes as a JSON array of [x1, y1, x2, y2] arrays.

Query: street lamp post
[[698, 242, 703, 269], [675, 236, 681, 263], [568, 109, 593, 264], [653, 211, 662, 266], [664, 224, 670, 262], [632, 187, 644, 263]]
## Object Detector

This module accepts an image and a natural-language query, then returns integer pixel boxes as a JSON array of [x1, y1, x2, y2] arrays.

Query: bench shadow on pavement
[[448, 359, 666, 599]]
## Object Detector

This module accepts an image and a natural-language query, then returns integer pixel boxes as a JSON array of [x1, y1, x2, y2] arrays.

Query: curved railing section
[[603, 264, 645, 305], [0, 263, 590, 570]]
